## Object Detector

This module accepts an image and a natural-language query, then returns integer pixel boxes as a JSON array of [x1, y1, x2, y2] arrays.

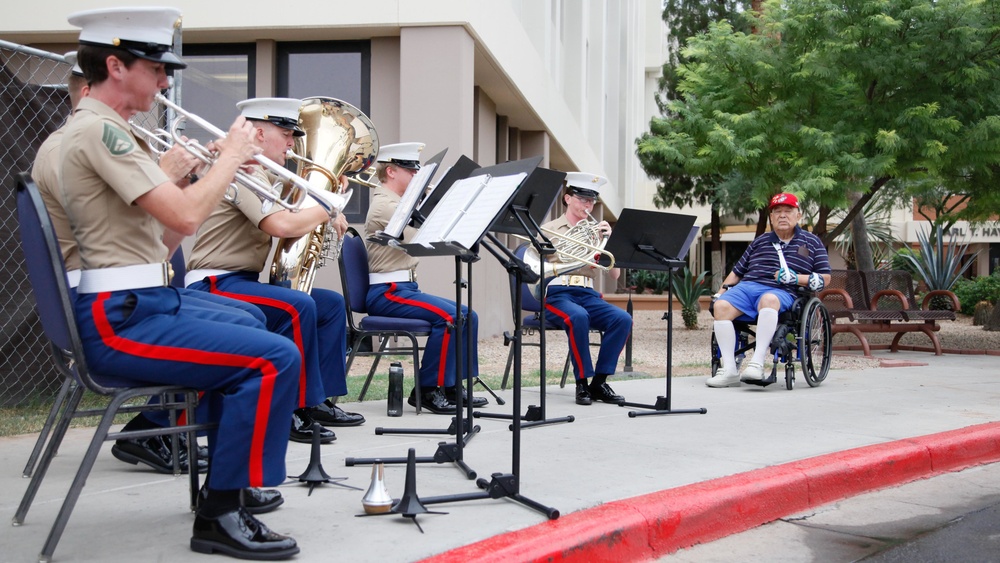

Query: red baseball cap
[[768, 192, 799, 210]]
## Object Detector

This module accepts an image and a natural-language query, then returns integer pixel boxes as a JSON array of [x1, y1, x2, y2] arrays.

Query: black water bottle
[[387, 362, 404, 417]]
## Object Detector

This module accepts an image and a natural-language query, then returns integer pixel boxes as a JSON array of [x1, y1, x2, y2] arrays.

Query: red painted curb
[[421, 422, 1000, 563]]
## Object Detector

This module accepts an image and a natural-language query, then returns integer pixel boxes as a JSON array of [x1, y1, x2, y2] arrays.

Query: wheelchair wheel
[[785, 363, 795, 390], [710, 332, 721, 377], [799, 297, 832, 387]]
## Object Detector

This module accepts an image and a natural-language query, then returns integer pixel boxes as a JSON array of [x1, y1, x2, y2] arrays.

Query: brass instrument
[[146, 93, 350, 215], [522, 211, 616, 281], [269, 96, 379, 293]]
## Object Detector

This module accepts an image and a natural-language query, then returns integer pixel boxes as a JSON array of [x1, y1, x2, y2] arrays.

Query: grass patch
[[0, 392, 145, 438]]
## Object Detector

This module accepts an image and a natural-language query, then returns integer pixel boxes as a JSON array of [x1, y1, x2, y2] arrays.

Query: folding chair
[[13, 173, 213, 562], [500, 244, 601, 390], [338, 227, 430, 410]]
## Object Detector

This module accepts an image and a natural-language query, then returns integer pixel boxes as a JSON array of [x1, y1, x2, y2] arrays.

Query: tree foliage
[[637, 0, 1000, 246]]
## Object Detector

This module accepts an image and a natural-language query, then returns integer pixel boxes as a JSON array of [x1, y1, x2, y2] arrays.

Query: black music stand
[[473, 160, 574, 430], [417, 155, 478, 217], [602, 209, 707, 418]]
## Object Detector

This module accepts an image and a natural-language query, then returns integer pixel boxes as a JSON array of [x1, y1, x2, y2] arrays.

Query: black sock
[[198, 488, 241, 518], [576, 378, 589, 388], [591, 374, 608, 387], [121, 412, 159, 432]]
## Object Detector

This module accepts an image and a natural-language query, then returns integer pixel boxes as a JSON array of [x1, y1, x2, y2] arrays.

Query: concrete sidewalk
[[2, 351, 999, 562]]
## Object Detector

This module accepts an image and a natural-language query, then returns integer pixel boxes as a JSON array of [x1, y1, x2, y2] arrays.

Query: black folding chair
[[501, 244, 601, 390], [338, 228, 430, 410], [13, 173, 213, 562]]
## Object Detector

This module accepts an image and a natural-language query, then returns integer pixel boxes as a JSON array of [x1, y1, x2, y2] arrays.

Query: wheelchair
[[710, 291, 832, 390]]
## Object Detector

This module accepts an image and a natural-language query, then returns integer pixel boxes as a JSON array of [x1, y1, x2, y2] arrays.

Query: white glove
[[777, 268, 798, 285]]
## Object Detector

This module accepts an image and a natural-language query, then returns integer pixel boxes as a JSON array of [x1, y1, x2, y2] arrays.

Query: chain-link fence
[[0, 40, 73, 408]]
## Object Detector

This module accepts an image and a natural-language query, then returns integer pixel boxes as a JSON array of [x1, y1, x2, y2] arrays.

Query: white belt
[[66, 269, 81, 289], [185, 269, 234, 287], [547, 275, 593, 289], [77, 263, 170, 294], [369, 269, 416, 285]]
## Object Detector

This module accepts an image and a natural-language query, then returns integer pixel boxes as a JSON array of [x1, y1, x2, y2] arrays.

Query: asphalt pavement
[[1, 350, 999, 563]]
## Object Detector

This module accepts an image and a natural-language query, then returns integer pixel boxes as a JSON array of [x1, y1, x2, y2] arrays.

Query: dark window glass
[[277, 41, 371, 222], [176, 44, 255, 144]]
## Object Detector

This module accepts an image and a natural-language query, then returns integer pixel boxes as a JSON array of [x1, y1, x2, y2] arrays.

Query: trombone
[[146, 93, 350, 215]]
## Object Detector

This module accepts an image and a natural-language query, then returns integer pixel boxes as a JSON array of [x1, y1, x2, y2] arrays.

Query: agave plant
[[670, 267, 713, 329], [901, 225, 979, 308]]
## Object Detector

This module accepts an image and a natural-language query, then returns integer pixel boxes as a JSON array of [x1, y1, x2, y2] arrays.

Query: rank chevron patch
[[101, 123, 135, 156]]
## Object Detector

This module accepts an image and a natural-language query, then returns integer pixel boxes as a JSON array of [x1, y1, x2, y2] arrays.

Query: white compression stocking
[[751, 308, 780, 366], [713, 320, 738, 374]]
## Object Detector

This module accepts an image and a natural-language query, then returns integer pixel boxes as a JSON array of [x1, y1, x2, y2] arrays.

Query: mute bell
[[362, 461, 393, 514]]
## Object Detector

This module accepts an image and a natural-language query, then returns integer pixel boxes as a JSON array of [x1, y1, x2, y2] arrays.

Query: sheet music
[[411, 172, 526, 249], [383, 162, 438, 239]]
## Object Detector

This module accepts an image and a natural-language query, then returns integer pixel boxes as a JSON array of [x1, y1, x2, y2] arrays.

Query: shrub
[[952, 272, 1000, 315], [671, 267, 713, 329]]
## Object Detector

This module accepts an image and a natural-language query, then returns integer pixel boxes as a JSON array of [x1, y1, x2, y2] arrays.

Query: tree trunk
[[849, 191, 876, 272], [711, 206, 724, 291]]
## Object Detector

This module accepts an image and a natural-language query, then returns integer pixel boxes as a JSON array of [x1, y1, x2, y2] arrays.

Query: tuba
[[269, 97, 378, 293]]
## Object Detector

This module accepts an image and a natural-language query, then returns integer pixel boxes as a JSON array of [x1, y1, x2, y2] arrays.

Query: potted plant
[[670, 267, 713, 329]]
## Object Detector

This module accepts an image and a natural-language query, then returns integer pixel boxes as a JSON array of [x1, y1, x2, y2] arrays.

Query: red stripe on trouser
[[384, 282, 453, 387], [546, 303, 586, 381], [208, 276, 309, 408], [91, 292, 277, 486]]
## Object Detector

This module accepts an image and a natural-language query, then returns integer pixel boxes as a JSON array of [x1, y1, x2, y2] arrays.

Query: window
[[176, 44, 255, 143], [277, 41, 371, 223]]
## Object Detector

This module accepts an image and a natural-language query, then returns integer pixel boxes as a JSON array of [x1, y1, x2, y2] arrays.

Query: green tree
[[641, 0, 754, 289], [638, 0, 1000, 264]]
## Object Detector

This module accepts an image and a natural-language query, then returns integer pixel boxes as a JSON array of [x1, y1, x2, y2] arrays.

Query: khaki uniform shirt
[[540, 215, 600, 281], [60, 98, 170, 269], [32, 122, 80, 271], [187, 166, 281, 273], [364, 185, 419, 274]]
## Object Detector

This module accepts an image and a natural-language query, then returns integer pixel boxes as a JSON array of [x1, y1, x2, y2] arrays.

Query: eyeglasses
[[572, 194, 597, 204], [769, 207, 797, 216]]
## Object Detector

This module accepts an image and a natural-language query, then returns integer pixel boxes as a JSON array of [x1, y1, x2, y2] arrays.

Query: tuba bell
[[269, 97, 379, 293]]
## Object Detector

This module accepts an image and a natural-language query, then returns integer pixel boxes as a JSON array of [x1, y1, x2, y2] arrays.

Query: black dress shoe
[[575, 382, 593, 406], [191, 507, 299, 560], [445, 386, 488, 408], [589, 382, 625, 404], [290, 410, 336, 444], [112, 434, 208, 474], [306, 400, 366, 427], [242, 488, 284, 515], [407, 387, 457, 415]]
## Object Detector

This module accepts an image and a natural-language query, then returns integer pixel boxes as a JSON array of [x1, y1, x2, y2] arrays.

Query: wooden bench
[[819, 269, 959, 356]]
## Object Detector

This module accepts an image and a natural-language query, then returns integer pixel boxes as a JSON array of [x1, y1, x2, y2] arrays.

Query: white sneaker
[[706, 369, 740, 388], [741, 362, 765, 382]]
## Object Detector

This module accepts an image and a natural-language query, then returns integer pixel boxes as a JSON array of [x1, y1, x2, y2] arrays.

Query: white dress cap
[[63, 51, 84, 77], [376, 142, 425, 169], [236, 97, 305, 136], [68, 6, 185, 68], [564, 171, 609, 200]]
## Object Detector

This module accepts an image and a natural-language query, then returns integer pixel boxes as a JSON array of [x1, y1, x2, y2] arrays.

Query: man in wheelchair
[[707, 193, 831, 388]]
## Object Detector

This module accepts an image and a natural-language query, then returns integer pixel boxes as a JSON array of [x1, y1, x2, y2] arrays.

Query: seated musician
[[539, 172, 632, 406], [185, 97, 364, 444], [707, 192, 831, 388], [364, 142, 487, 414], [32, 52, 283, 517], [63, 7, 300, 558]]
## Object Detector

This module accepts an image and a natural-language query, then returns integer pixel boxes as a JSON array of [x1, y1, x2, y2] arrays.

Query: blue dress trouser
[[366, 281, 478, 388], [188, 271, 348, 408], [544, 285, 632, 382], [75, 287, 300, 489]]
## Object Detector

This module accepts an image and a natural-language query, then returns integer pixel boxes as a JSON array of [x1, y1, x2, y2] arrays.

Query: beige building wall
[[3, 0, 669, 337]]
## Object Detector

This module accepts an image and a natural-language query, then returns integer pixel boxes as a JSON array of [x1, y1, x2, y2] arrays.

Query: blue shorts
[[719, 281, 796, 322]]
